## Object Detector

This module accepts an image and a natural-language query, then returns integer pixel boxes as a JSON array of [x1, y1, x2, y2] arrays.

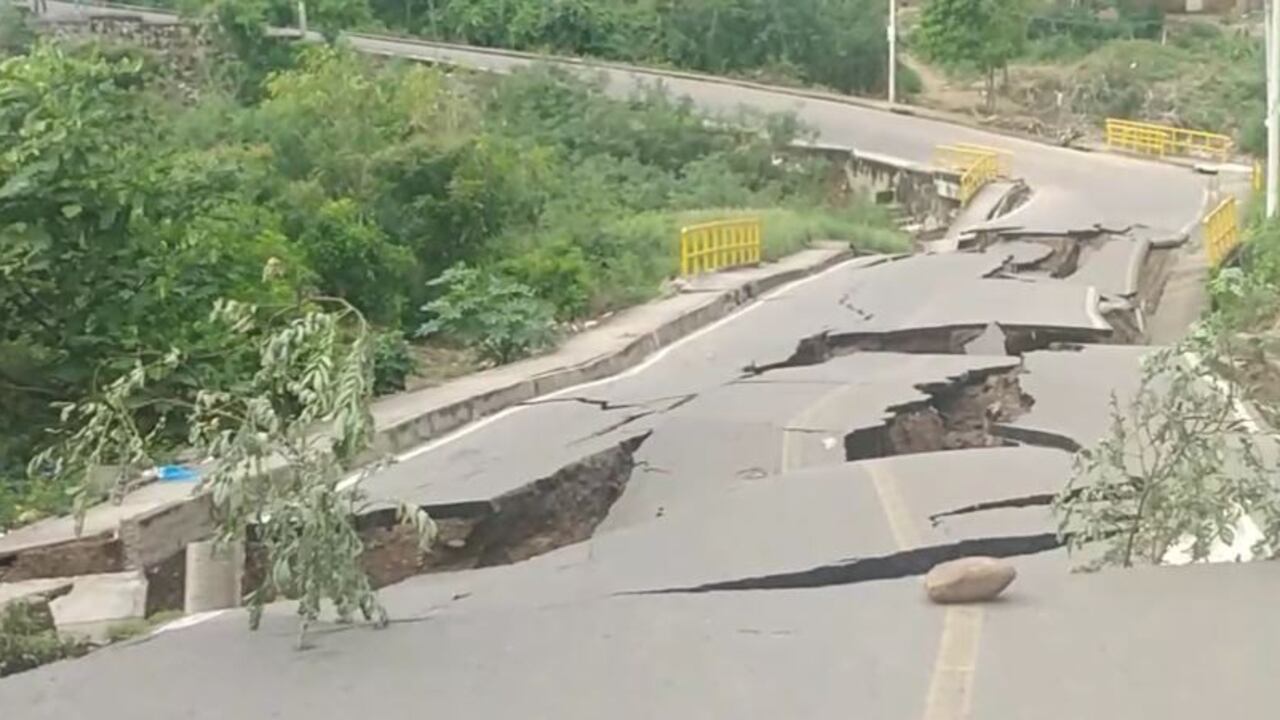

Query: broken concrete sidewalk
[[2, 572, 147, 644]]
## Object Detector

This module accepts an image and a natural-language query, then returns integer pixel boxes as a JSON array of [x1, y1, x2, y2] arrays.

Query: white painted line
[[394, 255, 866, 464], [149, 610, 229, 636]]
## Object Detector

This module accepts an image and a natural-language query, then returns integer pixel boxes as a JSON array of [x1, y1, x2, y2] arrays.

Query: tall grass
[[589, 205, 907, 312]]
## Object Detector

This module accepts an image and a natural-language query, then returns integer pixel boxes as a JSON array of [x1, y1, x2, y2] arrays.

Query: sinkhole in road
[[844, 365, 1035, 462], [340, 433, 651, 588]]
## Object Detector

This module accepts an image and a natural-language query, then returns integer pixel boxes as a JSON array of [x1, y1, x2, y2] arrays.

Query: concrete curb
[[0, 246, 854, 569], [367, 247, 853, 458]]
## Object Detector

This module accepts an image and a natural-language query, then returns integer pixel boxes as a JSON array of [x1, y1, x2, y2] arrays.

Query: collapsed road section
[[0, 23, 1234, 712]]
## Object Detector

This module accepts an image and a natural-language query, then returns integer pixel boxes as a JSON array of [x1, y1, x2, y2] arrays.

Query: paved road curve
[[9, 7, 1276, 720]]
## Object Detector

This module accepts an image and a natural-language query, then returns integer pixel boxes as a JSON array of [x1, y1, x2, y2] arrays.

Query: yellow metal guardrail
[[1104, 118, 1233, 162], [948, 143, 1013, 176], [934, 144, 1005, 205], [679, 217, 761, 275], [1203, 195, 1239, 267]]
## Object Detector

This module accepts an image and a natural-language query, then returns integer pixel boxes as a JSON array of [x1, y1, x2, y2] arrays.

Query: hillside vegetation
[[164, 0, 907, 95], [906, 1, 1264, 152], [0, 19, 903, 528]]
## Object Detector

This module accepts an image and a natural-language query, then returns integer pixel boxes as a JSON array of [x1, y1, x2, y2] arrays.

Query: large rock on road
[[924, 556, 1017, 604]]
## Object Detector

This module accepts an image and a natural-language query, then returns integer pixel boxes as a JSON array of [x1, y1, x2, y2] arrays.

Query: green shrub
[[418, 265, 558, 363], [104, 619, 152, 644], [1213, 218, 1280, 331], [412, 0, 892, 95], [0, 4, 34, 57], [499, 238, 593, 320], [1, 602, 88, 678], [1, 42, 904, 526], [288, 198, 414, 325], [371, 329, 418, 395]]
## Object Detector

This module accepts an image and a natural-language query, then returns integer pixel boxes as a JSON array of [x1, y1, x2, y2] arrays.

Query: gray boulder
[[924, 556, 1016, 604]]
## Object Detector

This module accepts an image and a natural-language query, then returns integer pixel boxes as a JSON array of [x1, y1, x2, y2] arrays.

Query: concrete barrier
[[183, 539, 243, 613]]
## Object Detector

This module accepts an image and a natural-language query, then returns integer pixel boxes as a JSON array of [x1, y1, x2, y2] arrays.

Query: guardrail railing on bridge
[[933, 144, 1006, 205], [1203, 195, 1240, 267], [1104, 118, 1233, 162], [679, 218, 762, 275]]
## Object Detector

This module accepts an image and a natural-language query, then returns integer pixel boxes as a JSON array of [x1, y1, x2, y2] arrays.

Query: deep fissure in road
[[844, 366, 1034, 461], [351, 433, 651, 587], [928, 493, 1058, 525], [640, 532, 1063, 594], [983, 237, 1082, 278], [744, 323, 1111, 376]]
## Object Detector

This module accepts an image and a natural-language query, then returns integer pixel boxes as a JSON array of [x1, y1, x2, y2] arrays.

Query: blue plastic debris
[[155, 465, 199, 482]]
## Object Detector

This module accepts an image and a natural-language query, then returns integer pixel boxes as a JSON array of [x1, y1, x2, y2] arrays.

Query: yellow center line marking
[[778, 383, 861, 473], [866, 445, 985, 720], [866, 460, 922, 551], [922, 606, 984, 720], [777, 363, 985, 720]]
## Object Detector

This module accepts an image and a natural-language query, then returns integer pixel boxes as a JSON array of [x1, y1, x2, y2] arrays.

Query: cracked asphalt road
[[9, 6, 1278, 720]]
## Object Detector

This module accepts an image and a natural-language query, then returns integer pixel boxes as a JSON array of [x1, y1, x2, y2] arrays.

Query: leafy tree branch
[[30, 294, 436, 647]]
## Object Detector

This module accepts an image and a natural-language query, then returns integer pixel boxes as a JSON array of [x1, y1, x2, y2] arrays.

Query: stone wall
[[37, 13, 210, 98]]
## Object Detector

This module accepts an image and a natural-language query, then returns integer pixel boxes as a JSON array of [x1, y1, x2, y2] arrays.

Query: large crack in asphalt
[[844, 364, 1033, 461], [568, 394, 697, 445], [637, 532, 1063, 594], [348, 432, 651, 586], [743, 323, 1110, 377], [927, 493, 1057, 525]]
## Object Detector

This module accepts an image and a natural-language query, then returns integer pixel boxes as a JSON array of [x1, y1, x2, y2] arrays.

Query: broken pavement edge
[[0, 243, 856, 562]]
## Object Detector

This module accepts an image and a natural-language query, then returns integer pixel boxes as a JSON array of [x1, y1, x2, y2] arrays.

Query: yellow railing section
[[679, 217, 762, 275], [948, 143, 1013, 176], [1203, 195, 1239, 267], [934, 144, 1005, 205], [1104, 118, 1233, 162]]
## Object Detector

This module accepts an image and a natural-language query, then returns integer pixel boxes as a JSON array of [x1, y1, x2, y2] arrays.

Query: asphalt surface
[[8, 6, 1267, 720]]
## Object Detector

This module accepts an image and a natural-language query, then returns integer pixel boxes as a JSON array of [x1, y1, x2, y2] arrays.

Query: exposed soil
[[348, 433, 651, 588], [845, 366, 1034, 461], [0, 533, 124, 584]]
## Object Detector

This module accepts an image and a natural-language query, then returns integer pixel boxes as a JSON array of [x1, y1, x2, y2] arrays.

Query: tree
[[30, 295, 435, 647], [916, 0, 1029, 112], [0, 46, 306, 518], [1054, 331, 1280, 569]]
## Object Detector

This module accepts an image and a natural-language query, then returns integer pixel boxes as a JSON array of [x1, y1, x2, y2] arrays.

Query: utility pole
[[888, 0, 898, 104], [1268, 0, 1278, 218]]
